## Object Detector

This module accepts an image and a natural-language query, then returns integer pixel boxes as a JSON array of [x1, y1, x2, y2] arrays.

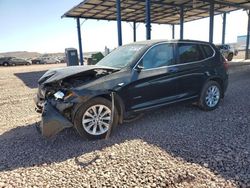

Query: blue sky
[[0, 0, 248, 53]]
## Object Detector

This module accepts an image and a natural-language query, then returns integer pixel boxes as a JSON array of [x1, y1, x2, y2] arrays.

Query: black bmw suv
[[35, 40, 228, 139]]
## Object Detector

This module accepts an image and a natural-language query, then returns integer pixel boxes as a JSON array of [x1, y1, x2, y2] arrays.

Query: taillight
[[222, 56, 228, 70], [223, 59, 229, 70]]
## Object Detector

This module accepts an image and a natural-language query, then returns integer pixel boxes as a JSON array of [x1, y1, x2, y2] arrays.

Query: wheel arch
[[71, 92, 125, 125], [96, 93, 125, 124]]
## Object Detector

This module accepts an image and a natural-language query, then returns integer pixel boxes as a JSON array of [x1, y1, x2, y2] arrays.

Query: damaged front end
[[36, 101, 73, 138], [34, 66, 116, 138], [35, 89, 75, 138]]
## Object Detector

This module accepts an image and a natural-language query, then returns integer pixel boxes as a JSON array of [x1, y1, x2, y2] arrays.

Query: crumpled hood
[[38, 65, 117, 85]]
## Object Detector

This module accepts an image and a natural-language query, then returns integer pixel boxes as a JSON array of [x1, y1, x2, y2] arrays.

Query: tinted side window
[[178, 43, 203, 64], [202, 45, 214, 58], [141, 43, 174, 69]]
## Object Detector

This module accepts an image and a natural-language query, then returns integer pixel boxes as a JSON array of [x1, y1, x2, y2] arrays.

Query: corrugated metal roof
[[62, 0, 250, 24]]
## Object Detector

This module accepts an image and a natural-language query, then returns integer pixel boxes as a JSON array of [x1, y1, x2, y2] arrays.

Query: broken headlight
[[53, 90, 75, 100]]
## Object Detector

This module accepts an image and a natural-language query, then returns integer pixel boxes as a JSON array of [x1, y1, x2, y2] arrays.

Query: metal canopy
[[63, 0, 250, 25], [63, 0, 250, 63]]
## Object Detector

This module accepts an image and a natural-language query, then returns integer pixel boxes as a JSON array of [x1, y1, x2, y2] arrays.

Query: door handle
[[168, 67, 178, 73]]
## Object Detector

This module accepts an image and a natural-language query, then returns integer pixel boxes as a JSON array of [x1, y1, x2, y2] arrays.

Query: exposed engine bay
[[39, 69, 114, 99]]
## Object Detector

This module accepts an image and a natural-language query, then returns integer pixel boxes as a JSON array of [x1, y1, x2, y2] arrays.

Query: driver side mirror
[[135, 64, 144, 72]]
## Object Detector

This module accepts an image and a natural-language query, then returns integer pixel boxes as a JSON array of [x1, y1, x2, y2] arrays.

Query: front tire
[[199, 81, 222, 111], [3, 62, 9, 66], [74, 97, 119, 140]]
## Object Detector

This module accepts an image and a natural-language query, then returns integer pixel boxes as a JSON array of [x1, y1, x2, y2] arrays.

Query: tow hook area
[[35, 106, 43, 113], [34, 96, 44, 113], [37, 102, 73, 138]]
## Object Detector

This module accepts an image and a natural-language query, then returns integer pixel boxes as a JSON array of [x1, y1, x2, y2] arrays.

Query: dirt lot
[[0, 63, 250, 187]]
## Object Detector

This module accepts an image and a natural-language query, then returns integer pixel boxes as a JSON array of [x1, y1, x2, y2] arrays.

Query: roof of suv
[[127, 39, 213, 46]]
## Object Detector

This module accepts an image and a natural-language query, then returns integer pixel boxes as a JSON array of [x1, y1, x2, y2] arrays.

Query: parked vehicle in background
[[216, 44, 236, 61], [35, 40, 229, 140], [40, 57, 60, 64], [31, 57, 60, 64], [0, 57, 12, 66], [0, 57, 31, 66], [31, 58, 42, 64], [57, 56, 66, 63], [85, 52, 104, 65], [232, 46, 238, 56], [91, 52, 104, 64]]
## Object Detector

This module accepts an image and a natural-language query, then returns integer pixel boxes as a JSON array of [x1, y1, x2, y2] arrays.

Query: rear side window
[[202, 44, 214, 58], [177, 43, 203, 64]]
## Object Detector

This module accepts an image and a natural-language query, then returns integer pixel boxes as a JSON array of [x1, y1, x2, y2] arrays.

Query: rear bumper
[[36, 101, 73, 138]]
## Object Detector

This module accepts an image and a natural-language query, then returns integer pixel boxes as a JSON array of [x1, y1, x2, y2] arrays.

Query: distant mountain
[[0, 51, 105, 59], [0, 51, 41, 59], [0, 51, 66, 59]]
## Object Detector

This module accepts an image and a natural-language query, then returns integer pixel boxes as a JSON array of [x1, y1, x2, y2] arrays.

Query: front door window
[[141, 43, 174, 69]]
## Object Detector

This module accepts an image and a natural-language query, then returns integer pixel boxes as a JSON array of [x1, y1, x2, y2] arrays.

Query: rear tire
[[199, 81, 222, 111], [74, 97, 119, 140]]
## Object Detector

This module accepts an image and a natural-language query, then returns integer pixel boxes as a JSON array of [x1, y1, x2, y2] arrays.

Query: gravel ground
[[0, 63, 250, 188]]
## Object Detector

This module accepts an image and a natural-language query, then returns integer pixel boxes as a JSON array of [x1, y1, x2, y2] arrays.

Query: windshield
[[97, 44, 145, 68]]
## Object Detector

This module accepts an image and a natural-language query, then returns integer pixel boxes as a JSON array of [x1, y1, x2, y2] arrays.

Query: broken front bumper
[[36, 101, 73, 138]]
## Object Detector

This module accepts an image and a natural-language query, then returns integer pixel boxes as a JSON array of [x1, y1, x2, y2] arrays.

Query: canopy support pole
[[180, 6, 184, 40], [116, 0, 122, 46], [245, 10, 250, 59], [222, 13, 226, 44], [209, 0, 214, 43], [146, 0, 151, 40], [76, 18, 83, 65], [133, 22, 137, 42], [246, 11, 250, 59], [172, 24, 175, 39]]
